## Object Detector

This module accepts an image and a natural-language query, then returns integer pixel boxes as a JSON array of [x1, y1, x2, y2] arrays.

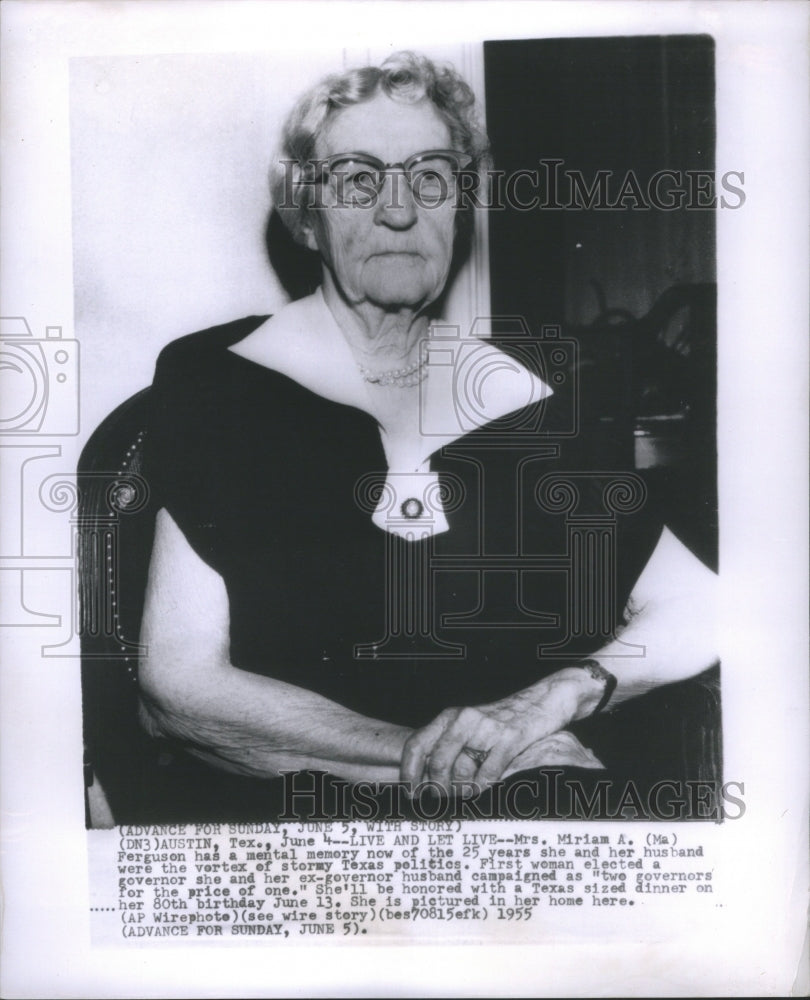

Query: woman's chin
[[362, 277, 442, 311], [367, 291, 431, 311]]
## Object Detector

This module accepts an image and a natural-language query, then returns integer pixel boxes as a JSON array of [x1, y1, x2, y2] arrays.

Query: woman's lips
[[368, 250, 423, 259]]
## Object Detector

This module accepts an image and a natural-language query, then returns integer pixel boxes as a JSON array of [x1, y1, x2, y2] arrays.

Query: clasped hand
[[400, 667, 605, 795]]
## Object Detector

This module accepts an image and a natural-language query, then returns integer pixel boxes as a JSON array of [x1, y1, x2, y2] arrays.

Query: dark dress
[[136, 315, 715, 822]]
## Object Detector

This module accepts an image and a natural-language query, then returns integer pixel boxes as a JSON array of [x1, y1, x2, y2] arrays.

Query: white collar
[[230, 289, 553, 462], [230, 291, 552, 539]]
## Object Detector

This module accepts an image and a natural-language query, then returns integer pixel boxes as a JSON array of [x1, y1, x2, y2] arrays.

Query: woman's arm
[[574, 525, 717, 702], [401, 527, 718, 789], [138, 508, 410, 783]]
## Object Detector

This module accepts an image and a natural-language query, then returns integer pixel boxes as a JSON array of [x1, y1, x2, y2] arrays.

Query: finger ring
[[461, 746, 491, 767]]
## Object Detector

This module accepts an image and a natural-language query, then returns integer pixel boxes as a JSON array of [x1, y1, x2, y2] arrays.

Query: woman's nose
[[373, 170, 417, 228]]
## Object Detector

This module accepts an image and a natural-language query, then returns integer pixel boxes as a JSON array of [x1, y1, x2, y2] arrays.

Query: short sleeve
[[143, 317, 268, 573]]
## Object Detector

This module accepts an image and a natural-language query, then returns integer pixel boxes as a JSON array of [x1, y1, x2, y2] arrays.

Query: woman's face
[[305, 92, 458, 313]]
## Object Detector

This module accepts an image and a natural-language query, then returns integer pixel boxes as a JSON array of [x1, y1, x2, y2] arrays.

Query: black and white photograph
[[75, 38, 722, 827], [1, 2, 807, 997]]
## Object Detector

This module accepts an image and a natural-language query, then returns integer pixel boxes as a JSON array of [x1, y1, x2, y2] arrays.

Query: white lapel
[[229, 291, 553, 539]]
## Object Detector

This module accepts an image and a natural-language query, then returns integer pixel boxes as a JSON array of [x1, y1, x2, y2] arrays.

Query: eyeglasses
[[306, 149, 473, 207]]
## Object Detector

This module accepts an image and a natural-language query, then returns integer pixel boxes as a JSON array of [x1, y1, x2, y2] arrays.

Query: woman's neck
[[321, 272, 431, 371]]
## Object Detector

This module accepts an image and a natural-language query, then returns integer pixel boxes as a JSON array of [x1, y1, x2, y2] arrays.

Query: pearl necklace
[[357, 356, 428, 388]]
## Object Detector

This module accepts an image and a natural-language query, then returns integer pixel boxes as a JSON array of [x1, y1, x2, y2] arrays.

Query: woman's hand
[[400, 527, 719, 797], [400, 666, 607, 795]]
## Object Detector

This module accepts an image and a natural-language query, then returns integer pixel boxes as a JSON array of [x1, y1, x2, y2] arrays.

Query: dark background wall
[[484, 36, 717, 566], [484, 35, 715, 327]]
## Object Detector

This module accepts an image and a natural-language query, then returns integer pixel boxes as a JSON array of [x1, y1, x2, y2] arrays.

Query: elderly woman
[[136, 52, 717, 820]]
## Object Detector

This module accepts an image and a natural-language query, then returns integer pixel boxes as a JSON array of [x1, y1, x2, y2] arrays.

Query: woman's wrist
[[554, 661, 617, 721]]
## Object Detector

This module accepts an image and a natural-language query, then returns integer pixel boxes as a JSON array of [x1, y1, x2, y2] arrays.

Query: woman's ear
[[288, 162, 321, 252], [301, 218, 319, 252]]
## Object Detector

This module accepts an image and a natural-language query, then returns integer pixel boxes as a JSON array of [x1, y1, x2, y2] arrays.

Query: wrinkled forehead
[[315, 92, 452, 163]]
